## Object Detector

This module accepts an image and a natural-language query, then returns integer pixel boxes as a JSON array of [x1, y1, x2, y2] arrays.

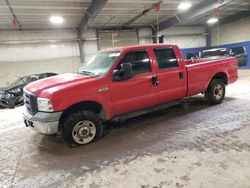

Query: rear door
[[109, 50, 159, 116], [153, 47, 187, 103]]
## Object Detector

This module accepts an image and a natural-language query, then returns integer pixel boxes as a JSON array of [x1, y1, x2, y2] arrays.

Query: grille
[[23, 89, 38, 115]]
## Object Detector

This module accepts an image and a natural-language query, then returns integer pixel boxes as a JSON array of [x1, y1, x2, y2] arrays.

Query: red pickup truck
[[23, 44, 238, 146]]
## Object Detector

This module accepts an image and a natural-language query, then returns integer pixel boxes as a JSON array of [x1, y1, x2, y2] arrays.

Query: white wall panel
[[0, 30, 77, 41], [211, 16, 250, 46], [138, 27, 153, 45], [0, 57, 81, 87], [0, 30, 81, 86], [81, 29, 99, 62], [0, 41, 80, 62], [161, 26, 206, 48], [98, 30, 138, 50], [165, 35, 206, 48]]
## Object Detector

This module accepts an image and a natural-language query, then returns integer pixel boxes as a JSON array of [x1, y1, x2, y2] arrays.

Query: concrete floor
[[1, 70, 250, 188]]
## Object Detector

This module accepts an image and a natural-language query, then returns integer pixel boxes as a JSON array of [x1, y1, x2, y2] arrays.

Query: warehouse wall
[[81, 29, 99, 62], [211, 16, 250, 68], [211, 16, 250, 46], [138, 27, 153, 45], [0, 30, 81, 87], [161, 26, 206, 48]]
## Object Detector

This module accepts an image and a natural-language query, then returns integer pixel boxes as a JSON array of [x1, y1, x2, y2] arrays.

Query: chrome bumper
[[23, 109, 62, 135]]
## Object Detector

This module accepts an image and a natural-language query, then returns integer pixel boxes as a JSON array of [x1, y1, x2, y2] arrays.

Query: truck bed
[[185, 57, 238, 97]]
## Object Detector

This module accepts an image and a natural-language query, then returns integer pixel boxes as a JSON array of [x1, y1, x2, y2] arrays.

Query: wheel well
[[59, 101, 106, 125], [211, 72, 228, 85]]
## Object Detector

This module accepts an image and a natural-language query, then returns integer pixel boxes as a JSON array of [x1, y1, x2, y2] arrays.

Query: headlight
[[37, 98, 54, 112]]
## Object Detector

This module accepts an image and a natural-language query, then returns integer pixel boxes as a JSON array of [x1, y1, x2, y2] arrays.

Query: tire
[[61, 111, 103, 146], [205, 79, 226, 105]]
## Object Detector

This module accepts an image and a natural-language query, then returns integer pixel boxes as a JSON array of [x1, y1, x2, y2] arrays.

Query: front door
[[109, 50, 159, 116]]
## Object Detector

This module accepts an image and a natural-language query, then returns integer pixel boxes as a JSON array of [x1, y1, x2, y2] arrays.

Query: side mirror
[[112, 63, 134, 81]]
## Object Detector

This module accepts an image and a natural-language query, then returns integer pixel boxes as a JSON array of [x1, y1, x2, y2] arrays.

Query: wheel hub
[[79, 127, 90, 137], [72, 120, 96, 144], [214, 84, 223, 100]]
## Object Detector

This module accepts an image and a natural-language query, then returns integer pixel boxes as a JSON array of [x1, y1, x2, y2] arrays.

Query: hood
[[25, 73, 95, 96]]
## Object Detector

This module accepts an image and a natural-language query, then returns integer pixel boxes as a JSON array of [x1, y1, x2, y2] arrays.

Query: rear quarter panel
[[186, 57, 238, 96]]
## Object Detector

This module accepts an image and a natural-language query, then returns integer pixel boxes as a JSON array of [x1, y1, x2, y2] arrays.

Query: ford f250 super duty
[[23, 44, 238, 146]]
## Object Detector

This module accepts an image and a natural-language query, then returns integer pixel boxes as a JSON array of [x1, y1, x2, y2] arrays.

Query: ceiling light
[[207, 17, 219, 24], [178, 2, 192, 10], [50, 16, 64, 24]]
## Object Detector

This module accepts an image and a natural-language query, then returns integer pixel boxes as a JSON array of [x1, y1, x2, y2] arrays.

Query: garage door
[[98, 31, 138, 50]]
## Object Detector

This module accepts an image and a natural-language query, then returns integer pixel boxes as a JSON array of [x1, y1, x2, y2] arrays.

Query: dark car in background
[[201, 48, 230, 59], [0, 73, 57, 109], [230, 46, 248, 67]]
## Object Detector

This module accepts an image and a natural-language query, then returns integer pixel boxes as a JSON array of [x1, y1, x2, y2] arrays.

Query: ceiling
[[0, 0, 250, 31], [190, 0, 250, 24]]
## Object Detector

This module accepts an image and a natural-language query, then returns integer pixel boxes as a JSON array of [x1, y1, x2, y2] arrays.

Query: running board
[[111, 101, 183, 123]]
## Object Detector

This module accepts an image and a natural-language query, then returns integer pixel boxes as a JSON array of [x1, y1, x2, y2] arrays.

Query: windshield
[[10, 76, 38, 87], [78, 51, 121, 76], [10, 77, 26, 87]]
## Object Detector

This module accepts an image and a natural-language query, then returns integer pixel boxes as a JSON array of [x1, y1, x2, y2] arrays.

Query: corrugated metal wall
[[0, 30, 81, 87], [98, 30, 138, 50]]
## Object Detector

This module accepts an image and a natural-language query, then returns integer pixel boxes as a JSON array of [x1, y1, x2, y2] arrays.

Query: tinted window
[[231, 47, 245, 55], [47, 73, 57, 77], [154, 48, 178, 69], [120, 51, 151, 75]]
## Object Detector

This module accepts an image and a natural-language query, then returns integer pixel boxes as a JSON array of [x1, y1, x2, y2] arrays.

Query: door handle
[[152, 76, 159, 86], [179, 72, 183, 80]]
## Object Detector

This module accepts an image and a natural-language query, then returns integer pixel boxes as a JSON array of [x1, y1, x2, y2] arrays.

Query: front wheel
[[62, 111, 103, 146], [205, 79, 226, 105]]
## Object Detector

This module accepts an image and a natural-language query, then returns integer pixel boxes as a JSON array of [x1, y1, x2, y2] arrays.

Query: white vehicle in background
[[201, 48, 230, 59]]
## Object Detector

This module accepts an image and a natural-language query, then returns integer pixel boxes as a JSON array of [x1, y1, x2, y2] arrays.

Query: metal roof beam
[[219, 11, 250, 25], [121, 1, 162, 28], [158, 0, 233, 31], [5, 0, 22, 30], [78, 0, 108, 35]]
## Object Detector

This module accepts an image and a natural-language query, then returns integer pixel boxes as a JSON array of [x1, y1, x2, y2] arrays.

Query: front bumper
[[23, 109, 62, 135]]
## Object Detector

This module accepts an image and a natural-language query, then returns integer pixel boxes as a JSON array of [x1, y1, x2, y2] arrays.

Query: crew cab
[[23, 44, 238, 146]]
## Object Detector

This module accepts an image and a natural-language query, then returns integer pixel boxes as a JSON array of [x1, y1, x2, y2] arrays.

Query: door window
[[154, 48, 178, 69], [231, 47, 245, 55], [119, 51, 151, 75]]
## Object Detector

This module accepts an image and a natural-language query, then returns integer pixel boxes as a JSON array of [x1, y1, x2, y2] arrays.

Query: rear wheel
[[205, 79, 225, 105], [62, 111, 103, 146]]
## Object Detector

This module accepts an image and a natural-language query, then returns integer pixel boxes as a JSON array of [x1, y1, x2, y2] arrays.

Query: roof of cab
[[101, 44, 178, 52]]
